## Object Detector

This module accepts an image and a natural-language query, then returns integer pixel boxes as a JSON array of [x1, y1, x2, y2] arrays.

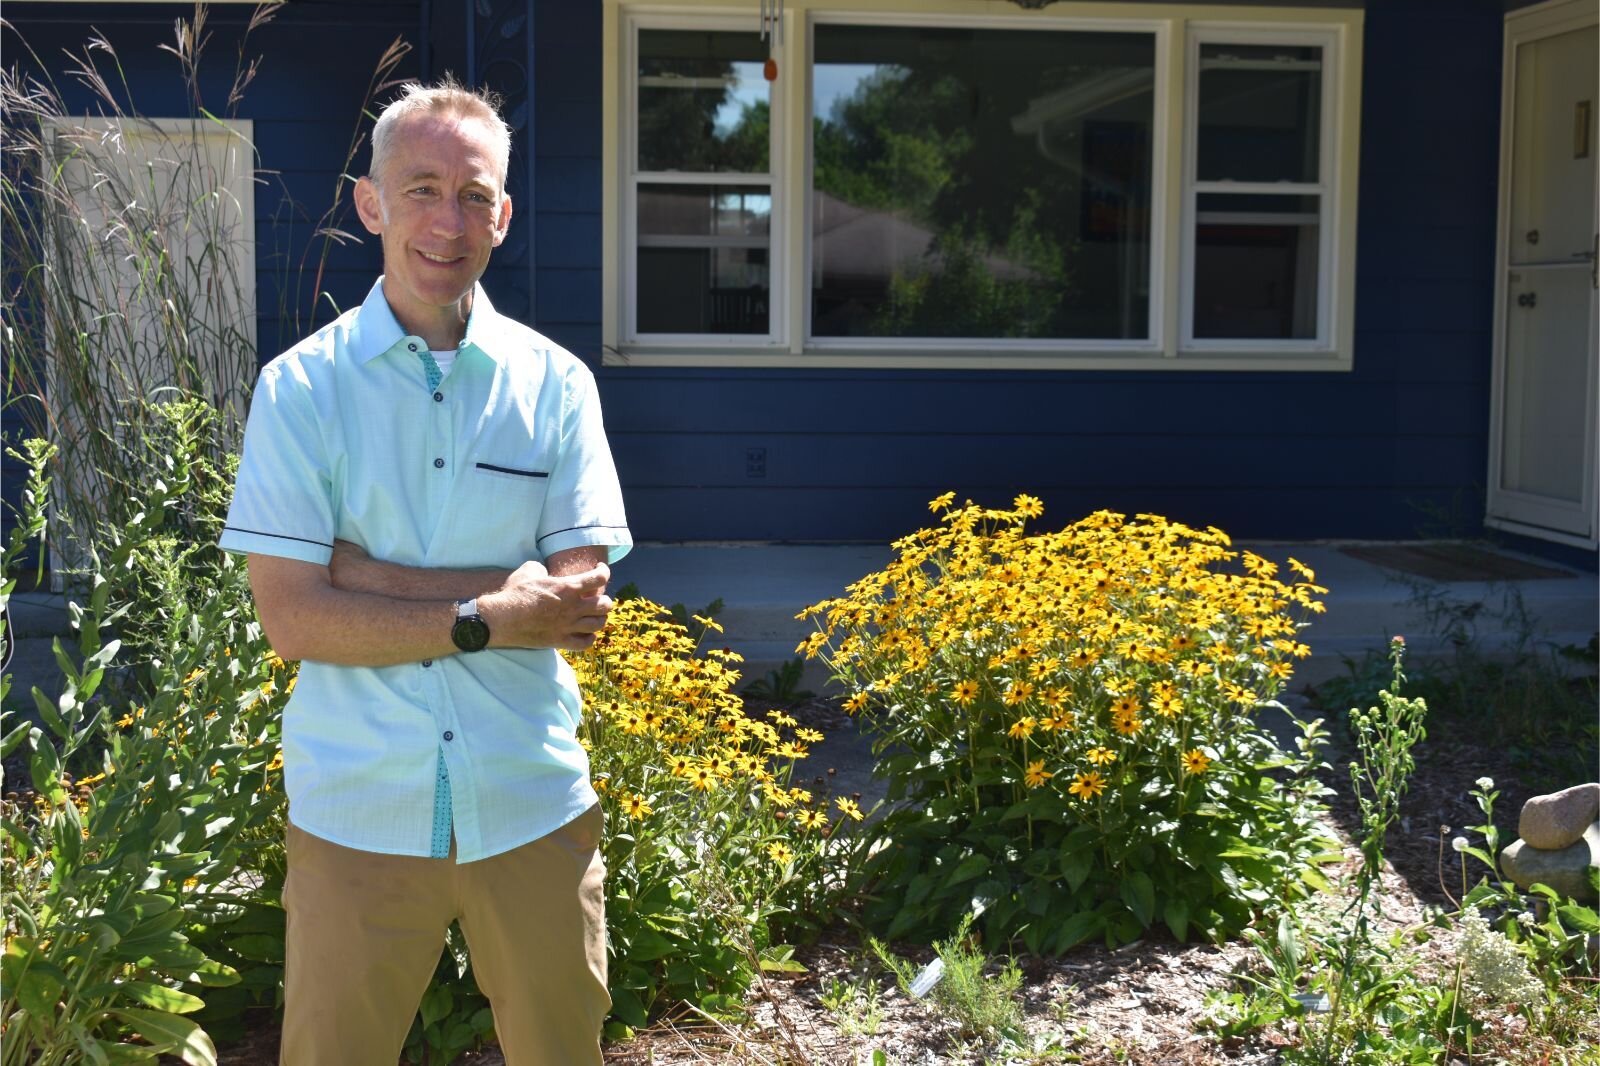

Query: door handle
[[1516, 292, 1537, 308]]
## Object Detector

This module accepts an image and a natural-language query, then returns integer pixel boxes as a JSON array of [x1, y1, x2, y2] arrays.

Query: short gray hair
[[369, 76, 512, 188]]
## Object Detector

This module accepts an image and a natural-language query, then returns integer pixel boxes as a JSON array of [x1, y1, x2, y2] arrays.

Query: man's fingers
[[568, 566, 610, 594]]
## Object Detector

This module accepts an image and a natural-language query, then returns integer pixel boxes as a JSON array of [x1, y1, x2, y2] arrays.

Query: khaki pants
[[280, 805, 608, 1066]]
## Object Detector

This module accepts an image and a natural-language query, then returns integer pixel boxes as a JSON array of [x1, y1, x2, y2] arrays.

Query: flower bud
[[1452, 836, 1469, 853]]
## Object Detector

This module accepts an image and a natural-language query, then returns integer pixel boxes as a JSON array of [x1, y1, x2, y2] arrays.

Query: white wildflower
[[1476, 776, 1494, 790], [1452, 836, 1470, 853], [1454, 907, 1541, 1009], [1516, 911, 1536, 928]]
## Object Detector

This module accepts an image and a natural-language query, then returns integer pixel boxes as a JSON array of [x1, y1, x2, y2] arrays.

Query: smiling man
[[219, 79, 629, 1065]]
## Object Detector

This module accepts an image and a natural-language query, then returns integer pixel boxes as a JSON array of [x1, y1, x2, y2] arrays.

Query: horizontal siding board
[[595, 377, 1489, 437], [610, 432, 1481, 490], [619, 486, 1484, 542]]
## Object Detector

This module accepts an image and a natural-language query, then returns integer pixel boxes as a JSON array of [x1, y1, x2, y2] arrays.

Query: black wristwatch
[[451, 598, 490, 653]]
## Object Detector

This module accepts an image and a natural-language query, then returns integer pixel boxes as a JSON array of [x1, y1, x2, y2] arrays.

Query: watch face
[[452, 616, 490, 653]]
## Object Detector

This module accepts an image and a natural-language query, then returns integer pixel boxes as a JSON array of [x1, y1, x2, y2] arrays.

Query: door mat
[[1338, 543, 1575, 583]]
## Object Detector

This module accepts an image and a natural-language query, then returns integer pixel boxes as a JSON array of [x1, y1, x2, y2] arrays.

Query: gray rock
[[1520, 783, 1600, 850], [1500, 822, 1600, 902]]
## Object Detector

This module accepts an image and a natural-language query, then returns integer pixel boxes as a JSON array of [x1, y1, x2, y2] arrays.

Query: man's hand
[[479, 561, 613, 652]]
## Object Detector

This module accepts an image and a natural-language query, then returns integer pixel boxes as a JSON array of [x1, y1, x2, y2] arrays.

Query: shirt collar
[[349, 278, 511, 365]]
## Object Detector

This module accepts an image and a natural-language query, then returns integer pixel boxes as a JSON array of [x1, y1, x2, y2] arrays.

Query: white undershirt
[[431, 348, 458, 377]]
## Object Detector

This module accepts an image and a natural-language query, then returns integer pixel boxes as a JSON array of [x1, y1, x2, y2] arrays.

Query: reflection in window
[[637, 185, 771, 334], [638, 30, 770, 172], [1192, 194, 1318, 339], [1197, 44, 1322, 184], [811, 25, 1156, 340]]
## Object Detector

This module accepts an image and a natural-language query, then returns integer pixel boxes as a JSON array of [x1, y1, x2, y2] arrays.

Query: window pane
[[638, 184, 770, 334], [1197, 44, 1321, 184], [638, 30, 769, 173], [811, 25, 1155, 340], [1193, 193, 1319, 339]]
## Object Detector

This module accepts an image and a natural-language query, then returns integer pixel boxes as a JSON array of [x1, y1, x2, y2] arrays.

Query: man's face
[[354, 113, 512, 331]]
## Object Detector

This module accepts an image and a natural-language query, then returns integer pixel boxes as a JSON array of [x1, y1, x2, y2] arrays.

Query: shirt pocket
[[457, 459, 552, 562]]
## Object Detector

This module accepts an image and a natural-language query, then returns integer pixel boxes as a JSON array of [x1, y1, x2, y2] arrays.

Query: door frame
[[1485, 0, 1599, 550]]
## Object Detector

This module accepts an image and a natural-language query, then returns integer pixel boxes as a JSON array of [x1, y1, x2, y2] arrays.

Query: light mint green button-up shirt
[[220, 279, 632, 862]]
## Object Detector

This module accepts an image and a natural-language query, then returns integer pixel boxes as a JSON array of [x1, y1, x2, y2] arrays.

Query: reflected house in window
[[810, 190, 1043, 337]]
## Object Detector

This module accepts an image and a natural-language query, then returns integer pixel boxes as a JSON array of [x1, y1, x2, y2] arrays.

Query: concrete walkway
[[609, 539, 1597, 691], [5, 539, 1595, 700]]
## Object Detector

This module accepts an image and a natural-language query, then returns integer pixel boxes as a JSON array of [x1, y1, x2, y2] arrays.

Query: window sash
[[623, 15, 785, 345], [1180, 25, 1340, 350]]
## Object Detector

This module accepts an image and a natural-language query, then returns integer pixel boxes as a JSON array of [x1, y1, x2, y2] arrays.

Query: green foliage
[[742, 657, 816, 704], [800, 498, 1337, 952], [872, 912, 1025, 1048], [1313, 586, 1598, 795], [0, 407, 291, 1065], [569, 601, 869, 1029], [401, 935, 496, 1066], [1214, 661, 1600, 1064], [612, 581, 725, 645]]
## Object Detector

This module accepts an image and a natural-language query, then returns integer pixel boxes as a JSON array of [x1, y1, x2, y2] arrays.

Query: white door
[[1487, 0, 1599, 547]]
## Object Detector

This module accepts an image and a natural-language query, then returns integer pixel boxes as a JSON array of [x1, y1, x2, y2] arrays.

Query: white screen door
[[1487, 0, 1599, 546]]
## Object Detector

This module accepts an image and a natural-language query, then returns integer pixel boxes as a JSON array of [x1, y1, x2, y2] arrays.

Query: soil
[[147, 685, 1600, 1064]]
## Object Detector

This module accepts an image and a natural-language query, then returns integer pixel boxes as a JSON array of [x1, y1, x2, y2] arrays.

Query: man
[[220, 79, 628, 1065]]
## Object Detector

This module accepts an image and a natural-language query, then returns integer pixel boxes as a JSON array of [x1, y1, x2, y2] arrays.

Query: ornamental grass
[[798, 494, 1338, 953]]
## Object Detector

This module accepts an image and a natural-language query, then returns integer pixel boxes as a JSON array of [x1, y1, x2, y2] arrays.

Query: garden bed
[[195, 678, 1598, 1066]]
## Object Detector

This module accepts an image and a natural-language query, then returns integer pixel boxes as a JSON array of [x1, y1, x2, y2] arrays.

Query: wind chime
[[758, 0, 783, 80]]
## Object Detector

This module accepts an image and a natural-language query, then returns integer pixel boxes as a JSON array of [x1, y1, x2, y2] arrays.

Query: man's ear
[[354, 176, 385, 236], [492, 194, 513, 247]]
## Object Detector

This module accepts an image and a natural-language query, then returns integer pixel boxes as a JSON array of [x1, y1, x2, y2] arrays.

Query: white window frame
[[602, 1, 1362, 371], [1180, 24, 1341, 353], [622, 12, 787, 348]]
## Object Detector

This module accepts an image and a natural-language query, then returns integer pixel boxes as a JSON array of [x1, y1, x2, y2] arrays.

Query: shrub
[[569, 601, 865, 1030], [798, 495, 1336, 951], [1, 407, 292, 1065]]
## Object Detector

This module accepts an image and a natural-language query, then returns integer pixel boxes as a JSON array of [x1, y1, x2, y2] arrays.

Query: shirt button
[[433, 457, 445, 469], [407, 342, 419, 352], [433, 391, 444, 403], [422, 660, 432, 668], [443, 730, 454, 742]]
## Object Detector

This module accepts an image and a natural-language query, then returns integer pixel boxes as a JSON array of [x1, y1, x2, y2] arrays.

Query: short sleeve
[[219, 359, 337, 565], [535, 365, 632, 564]]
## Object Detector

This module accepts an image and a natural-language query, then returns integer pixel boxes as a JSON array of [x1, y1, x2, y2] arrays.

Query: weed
[[872, 912, 1025, 1046], [744, 657, 816, 704]]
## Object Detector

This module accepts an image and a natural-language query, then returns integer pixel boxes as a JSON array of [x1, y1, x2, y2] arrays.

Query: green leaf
[[1163, 898, 1190, 942], [1556, 903, 1600, 934], [1059, 844, 1093, 893], [625, 928, 675, 962], [219, 934, 282, 963], [1120, 871, 1155, 927], [17, 962, 67, 1018], [119, 981, 205, 1014], [1050, 910, 1101, 953], [945, 853, 991, 887], [111, 1009, 217, 1066], [609, 986, 648, 1028], [94, 1041, 160, 1064], [2, 717, 35, 759], [419, 982, 452, 1027]]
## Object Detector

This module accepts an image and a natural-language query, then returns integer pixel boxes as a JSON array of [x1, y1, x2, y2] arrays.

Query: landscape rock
[[1520, 783, 1600, 850], [1499, 822, 1600, 903]]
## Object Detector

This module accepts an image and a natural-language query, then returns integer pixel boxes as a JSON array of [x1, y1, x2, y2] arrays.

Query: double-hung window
[[604, 3, 1361, 370]]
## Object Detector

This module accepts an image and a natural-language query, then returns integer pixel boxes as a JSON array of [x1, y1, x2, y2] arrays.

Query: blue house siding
[[532, 0, 1514, 543], [7, 0, 1587, 559]]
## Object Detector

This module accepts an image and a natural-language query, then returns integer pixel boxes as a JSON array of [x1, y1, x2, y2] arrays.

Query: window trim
[[1179, 24, 1344, 353], [622, 13, 787, 347], [603, 1, 1363, 371]]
